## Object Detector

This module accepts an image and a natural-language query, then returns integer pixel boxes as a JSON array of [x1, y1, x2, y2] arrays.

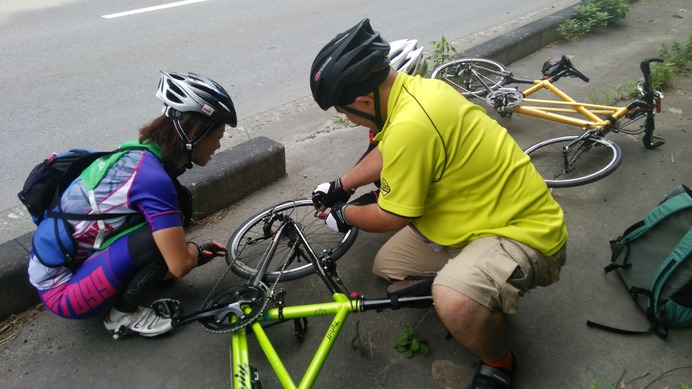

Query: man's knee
[[432, 284, 499, 329], [372, 254, 400, 282]]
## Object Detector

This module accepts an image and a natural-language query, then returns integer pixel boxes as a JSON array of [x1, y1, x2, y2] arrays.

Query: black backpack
[[18, 148, 141, 225], [587, 184, 692, 338], [20, 144, 194, 269]]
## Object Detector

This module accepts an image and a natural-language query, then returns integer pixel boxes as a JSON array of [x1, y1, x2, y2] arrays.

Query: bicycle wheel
[[227, 199, 358, 282], [430, 58, 509, 98], [524, 135, 623, 188]]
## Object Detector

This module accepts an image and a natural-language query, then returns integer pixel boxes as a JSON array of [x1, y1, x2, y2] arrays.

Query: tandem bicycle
[[430, 55, 665, 188]]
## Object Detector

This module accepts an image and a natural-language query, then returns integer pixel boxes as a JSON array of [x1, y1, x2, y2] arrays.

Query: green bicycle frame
[[230, 292, 356, 389], [218, 204, 433, 388], [229, 291, 433, 388]]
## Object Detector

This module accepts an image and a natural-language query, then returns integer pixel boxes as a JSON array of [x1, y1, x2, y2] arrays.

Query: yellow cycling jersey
[[373, 73, 568, 256]]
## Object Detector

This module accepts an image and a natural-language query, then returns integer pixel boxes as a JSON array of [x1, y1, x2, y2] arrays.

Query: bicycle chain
[[199, 223, 298, 334]]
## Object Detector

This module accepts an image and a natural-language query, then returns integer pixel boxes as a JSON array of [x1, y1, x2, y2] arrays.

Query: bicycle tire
[[430, 58, 509, 98], [524, 135, 623, 188], [227, 199, 358, 282]]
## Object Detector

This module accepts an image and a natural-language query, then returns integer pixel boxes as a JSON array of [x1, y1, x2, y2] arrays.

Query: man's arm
[[340, 146, 383, 191], [343, 203, 410, 233]]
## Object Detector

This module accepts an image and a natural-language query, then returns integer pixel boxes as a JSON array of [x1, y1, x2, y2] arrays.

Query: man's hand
[[349, 190, 379, 206], [194, 241, 228, 266], [325, 203, 352, 233], [312, 178, 355, 209]]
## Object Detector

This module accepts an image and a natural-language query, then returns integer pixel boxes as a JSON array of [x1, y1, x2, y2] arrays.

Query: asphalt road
[[0, 0, 578, 239]]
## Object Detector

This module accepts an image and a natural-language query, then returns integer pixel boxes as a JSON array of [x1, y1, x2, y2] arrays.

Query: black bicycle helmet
[[157, 71, 238, 128], [310, 18, 391, 110]]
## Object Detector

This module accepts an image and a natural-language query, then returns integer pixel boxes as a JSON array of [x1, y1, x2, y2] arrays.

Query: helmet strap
[[340, 88, 385, 131], [189, 120, 219, 147], [172, 119, 194, 169], [170, 111, 219, 170], [373, 88, 384, 130]]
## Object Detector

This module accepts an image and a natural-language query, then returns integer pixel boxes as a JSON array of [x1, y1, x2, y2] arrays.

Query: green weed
[[612, 36, 692, 98], [588, 88, 613, 105], [558, 0, 631, 41], [393, 325, 429, 358], [332, 114, 349, 125], [427, 36, 459, 72]]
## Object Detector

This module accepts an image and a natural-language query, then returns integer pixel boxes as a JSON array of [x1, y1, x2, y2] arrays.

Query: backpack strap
[[47, 142, 161, 221], [592, 187, 692, 338], [649, 228, 692, 332], [586, 317, 663, 337], [605, 187, 692, 273]]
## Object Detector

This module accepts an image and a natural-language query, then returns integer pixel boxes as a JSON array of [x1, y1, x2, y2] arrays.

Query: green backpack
[[587, 184, 692, 338]]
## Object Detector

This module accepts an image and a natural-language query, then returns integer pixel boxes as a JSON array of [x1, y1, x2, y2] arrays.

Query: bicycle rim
[[430, 58, 508, 98], [524, 135, 623, 188], [227, 199, 358, 282]]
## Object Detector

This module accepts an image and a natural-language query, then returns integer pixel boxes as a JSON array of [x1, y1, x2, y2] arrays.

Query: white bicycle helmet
[[388, 39, 427, 76], [156, 71, 237, 163], [156, 71, 237, 128]]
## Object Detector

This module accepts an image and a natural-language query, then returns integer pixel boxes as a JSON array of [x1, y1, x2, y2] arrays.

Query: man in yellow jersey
[[309, 19, 567, 389]]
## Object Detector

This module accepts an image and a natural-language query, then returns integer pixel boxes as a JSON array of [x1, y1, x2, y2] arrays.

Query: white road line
[[101, 0, 209, 19]]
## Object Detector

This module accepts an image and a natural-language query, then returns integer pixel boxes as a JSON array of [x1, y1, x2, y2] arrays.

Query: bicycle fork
[[638, 58, 665, 149], [560, 133, 596, 174]]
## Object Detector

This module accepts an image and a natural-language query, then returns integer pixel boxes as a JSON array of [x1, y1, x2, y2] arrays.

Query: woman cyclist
[[28, 72, 236, 338]]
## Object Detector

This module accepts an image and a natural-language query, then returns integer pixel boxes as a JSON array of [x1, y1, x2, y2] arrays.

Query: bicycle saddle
[[541, 55, 589, 82]]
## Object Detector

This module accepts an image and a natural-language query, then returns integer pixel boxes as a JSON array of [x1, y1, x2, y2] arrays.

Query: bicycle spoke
[[228, 199, 358, 282], [525, 135, 622, 188], [431, 58, 509, 98]]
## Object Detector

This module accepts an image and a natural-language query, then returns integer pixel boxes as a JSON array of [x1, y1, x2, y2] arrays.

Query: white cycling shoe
[[104, 306, 173, 339]]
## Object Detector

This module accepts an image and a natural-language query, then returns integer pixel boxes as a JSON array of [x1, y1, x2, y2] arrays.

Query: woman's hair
[[138, 113, 223, 161]]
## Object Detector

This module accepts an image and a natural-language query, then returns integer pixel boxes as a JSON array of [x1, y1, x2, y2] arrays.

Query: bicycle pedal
[[151, 298, 183, 320]]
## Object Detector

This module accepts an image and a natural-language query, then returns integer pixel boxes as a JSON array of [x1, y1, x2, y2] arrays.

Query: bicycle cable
[[199, 205, 300, 334]]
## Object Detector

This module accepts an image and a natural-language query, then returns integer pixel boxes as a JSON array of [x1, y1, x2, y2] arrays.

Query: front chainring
[[199, 284, 269, 334], [486, 87, 523, 112]]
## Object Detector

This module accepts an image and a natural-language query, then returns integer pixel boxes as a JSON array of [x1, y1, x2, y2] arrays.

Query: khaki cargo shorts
[[372, 226, 567, 314]]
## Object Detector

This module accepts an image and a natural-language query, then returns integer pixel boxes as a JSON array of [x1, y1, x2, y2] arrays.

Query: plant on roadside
[[614, 80, 639, 101], [614, 35, 692, 99], [649, 36, 692, 90], [236, 126, 252, 141], [587, 88, 613, 105], [659, 36, 692, 73], [590, 36, 692, 101], [393, 325, 429, 358], [589, 380, 615, 389], [332, 114, 349, 125], [557, 0, 631, 41], [427, 36, 460, 73]]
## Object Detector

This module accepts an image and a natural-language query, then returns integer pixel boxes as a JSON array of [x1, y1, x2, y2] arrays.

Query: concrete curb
[[464, 5, 577, 65], [0, 136, 285, 321], [0, 4, 577, 322], [179, 136, 286, 218]]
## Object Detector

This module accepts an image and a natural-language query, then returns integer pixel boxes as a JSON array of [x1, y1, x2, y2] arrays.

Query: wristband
[[338, 204, 351, 225]]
